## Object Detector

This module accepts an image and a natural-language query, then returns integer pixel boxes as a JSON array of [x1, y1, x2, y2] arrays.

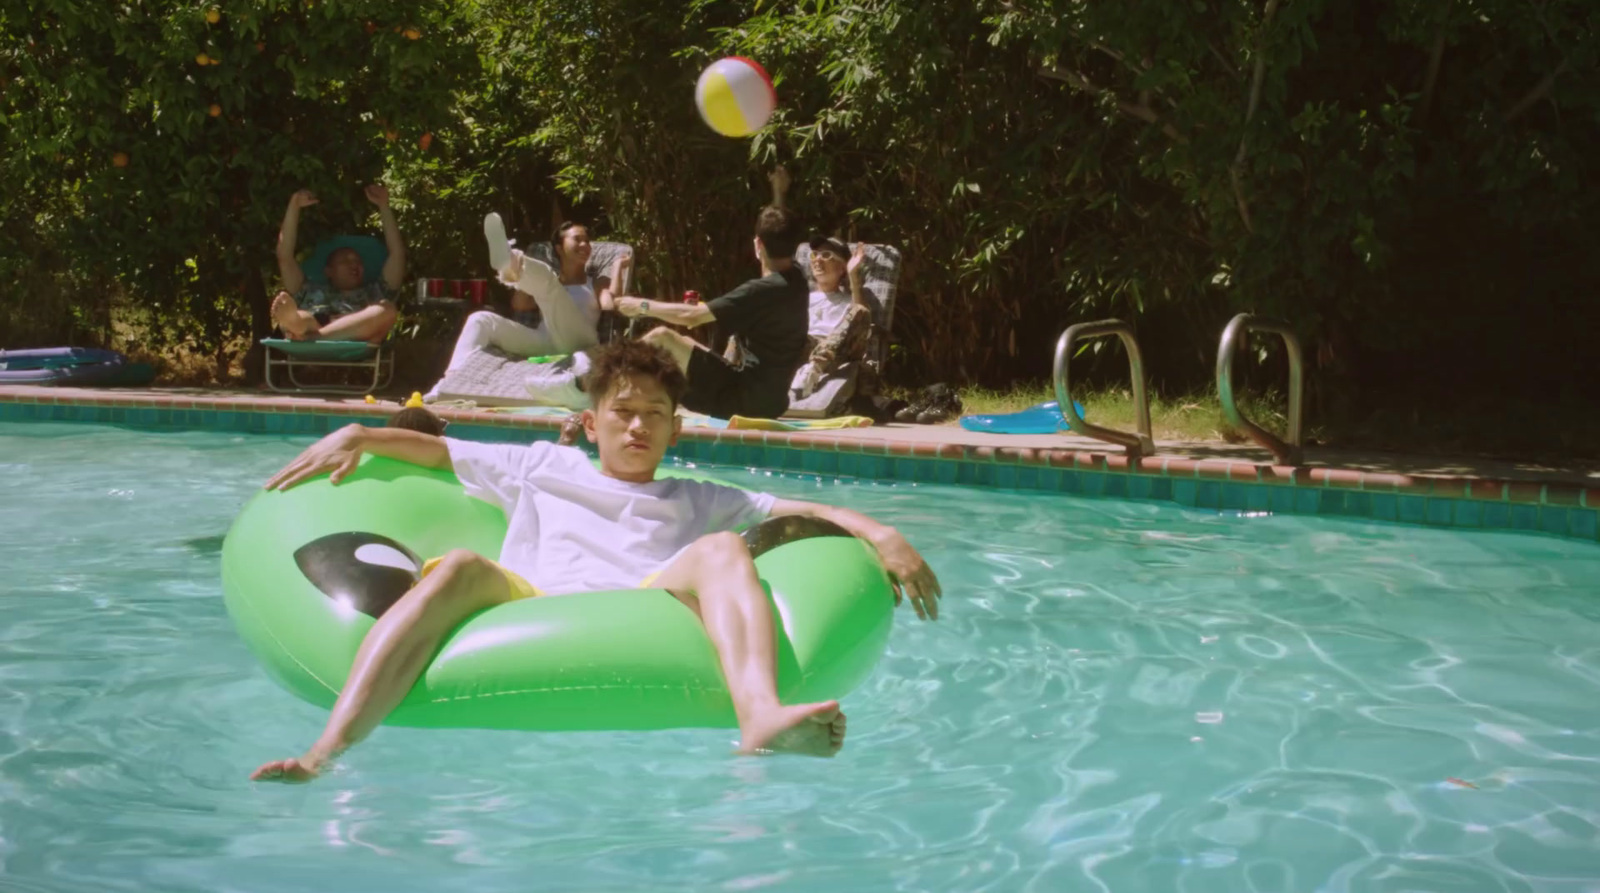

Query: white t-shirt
[[564, 279, 601, 331], [807, 289, 853, 339], [446, 439, 775, 596]]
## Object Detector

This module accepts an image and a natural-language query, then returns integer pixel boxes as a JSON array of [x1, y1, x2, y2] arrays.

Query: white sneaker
[[525, 362, 590, 409], [484, 213, 513, 279], [568, 351, 592, 379]]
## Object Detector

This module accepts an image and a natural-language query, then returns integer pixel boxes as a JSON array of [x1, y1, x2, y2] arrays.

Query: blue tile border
[[3, 396, 1597, 545]]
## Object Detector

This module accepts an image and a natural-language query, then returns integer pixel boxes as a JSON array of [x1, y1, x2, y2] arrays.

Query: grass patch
[[918, 380, 1600, 463], [909, 382, 1281, 444]]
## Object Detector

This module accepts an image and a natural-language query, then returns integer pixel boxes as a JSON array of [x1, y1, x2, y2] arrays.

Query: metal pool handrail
[[1216, 312, 1305, 466], [1053, 319, 1156, 459]]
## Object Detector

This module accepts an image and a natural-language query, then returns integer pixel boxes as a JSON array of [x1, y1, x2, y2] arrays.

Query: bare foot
[[738, 701, 846, 758], [250, 754, 325, 784], [271, 292, 318, 341]]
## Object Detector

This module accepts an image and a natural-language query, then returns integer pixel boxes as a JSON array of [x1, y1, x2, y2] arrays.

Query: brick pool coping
[[3, 384, 1597, 543]]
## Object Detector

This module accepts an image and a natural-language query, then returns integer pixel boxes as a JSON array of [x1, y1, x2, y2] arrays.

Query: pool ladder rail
[[1052, 320, 1156, 459], [1215, 313, 1304, 466], [1052, 313, 1305, 466]]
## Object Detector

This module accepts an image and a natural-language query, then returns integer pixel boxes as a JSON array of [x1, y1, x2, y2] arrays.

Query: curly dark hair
[[584, 340, 688, 407], [386, 407, 447, 436]]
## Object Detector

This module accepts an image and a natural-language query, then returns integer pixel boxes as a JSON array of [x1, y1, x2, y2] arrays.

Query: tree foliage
[[2, 0, 477, 375], [1, 0, 1595, 406]]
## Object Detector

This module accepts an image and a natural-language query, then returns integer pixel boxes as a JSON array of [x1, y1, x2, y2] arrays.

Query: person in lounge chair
[[270, 186, 405, 345], [765, 167, 878, 404], [791, 237, 875, 399], [425, 218, 624, 403], [613, 206, 809, 421], [250, 339, 941, 783]]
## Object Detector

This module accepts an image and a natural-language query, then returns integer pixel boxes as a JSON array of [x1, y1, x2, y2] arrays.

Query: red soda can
[[682, 290, 701, 305]]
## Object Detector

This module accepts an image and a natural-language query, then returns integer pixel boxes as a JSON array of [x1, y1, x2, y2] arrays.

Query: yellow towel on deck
[[728, 415, 875, 431]]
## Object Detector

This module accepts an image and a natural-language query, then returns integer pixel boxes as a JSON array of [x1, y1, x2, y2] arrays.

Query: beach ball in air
[[695, 57, 776, 138]]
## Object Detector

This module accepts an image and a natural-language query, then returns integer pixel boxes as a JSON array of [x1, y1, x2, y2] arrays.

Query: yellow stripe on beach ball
[[696, 57, 776, 138], [699, 70, 750, 137]]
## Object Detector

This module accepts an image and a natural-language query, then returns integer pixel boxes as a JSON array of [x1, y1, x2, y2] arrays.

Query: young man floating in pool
[[251, 340, 940, 783]]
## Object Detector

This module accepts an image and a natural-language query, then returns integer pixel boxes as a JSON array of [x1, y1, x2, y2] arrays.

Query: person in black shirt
[[614, 207, 808, 420]]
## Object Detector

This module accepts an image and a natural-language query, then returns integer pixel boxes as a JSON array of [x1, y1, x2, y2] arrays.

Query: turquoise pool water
[[3, 422, 1599, 892]]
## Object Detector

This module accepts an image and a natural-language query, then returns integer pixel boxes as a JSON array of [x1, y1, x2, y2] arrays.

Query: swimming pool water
[[2, 422, 1598, 892]]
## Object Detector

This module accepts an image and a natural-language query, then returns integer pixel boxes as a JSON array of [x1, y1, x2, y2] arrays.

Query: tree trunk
[[241, 262, 272, 387]]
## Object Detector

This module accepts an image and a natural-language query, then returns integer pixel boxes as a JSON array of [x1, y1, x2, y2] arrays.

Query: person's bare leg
[[270, 291, 319, 340], [250, 550, 515, 783], [640, 327, 699, 376], [652, 532, 847, 757], [316, 302, 399, 345]]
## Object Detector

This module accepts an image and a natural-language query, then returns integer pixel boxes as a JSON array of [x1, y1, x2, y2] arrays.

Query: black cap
[[808, 236, 848, 257]]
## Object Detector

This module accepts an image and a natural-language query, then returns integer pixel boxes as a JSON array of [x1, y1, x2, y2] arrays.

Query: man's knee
[[673, 531, 754, 592], [696, 530, 751, 563], [462, 309, 496, 334], [420, 549, 499, 605], [432, 548, 492, 576], [641, 326, 677, 345]]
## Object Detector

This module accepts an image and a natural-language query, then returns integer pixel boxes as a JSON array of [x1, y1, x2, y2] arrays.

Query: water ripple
[[2, 423, 1599, 892]]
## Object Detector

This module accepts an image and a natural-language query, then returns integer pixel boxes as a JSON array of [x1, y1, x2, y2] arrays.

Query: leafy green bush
[[3, 0, 1595, 412]]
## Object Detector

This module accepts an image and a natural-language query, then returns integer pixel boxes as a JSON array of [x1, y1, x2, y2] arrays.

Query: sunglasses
[[812, 250, 844, 262]]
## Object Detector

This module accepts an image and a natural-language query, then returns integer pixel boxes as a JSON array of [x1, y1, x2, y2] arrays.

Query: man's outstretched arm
[[276, 189, 317, 294], [367, 184, 407, 290], [616, 296, 716, 328], [767, 498, 943, 620], [265, 425, 450, 491]]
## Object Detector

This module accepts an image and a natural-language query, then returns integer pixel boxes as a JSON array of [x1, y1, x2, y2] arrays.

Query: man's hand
[[768, 165, 791, 205], [496, 248, 526, 287], [264, 425, 366, 491], [870, 528, 942, 620], [288, 189, 318, 210], [601, 254, 633, 309], [847, 242, 868, 283], [364, 183, 390, 208], [615, 296, 648, 319]]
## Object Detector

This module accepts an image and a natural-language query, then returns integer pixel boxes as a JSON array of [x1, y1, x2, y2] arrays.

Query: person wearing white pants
[[427, 217, 625, 402]]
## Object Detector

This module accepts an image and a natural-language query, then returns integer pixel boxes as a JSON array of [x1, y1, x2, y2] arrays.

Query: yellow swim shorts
[[420, 555, 545, 601], [419, 559, 669, 601]]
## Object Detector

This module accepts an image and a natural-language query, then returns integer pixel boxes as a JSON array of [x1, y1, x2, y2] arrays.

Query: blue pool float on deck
[[0, 347, 157, 387], [959, 400, 1085, 435]]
